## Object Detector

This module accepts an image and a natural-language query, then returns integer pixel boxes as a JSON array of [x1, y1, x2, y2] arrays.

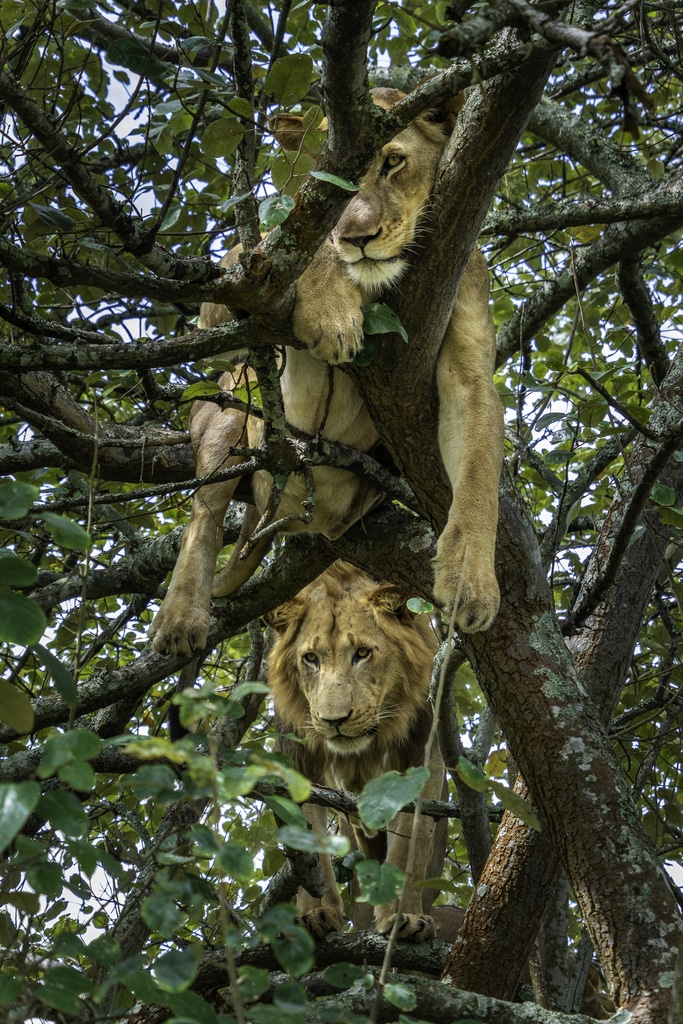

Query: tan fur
[[265, 561, 445, 943], [149, 88, 503, 657]]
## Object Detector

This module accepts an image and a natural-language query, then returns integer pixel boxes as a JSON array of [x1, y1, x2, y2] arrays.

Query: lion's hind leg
[[149, 400, 252, 657]]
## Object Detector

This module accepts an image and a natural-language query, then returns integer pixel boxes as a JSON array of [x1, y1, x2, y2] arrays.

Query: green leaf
[[141, 892, 186, 936], [0, 977, 23, 1005], [354, 859, 406, 906], [58, 761, 96, 792], [271, 923, 315, 978], [262, 794, 308, 829], [0, 479, 38, 517], [0, 590, 46, 645], [265, 53, 314, 106], [152, 948, 198, 993], [238, 965, 271, 1003], [310, 169, 359, 191], [362, 302, 409, 343], [217, 192, 253, 214], [38, 728, 102, 777], [215, 842, 253, 880], [30, 966, 93, 1013], [0, 679, 35, 733], [455, 757, 489, 793], [324, 962, 367, 989], [106, 37, 171, 81], [0, 552, 37, 586], [257, 905, 316, 981], [86, 934, 121, 965], [259, 193, 295, 227], [357, 766, 430, 830], [41, 512, 91, 551], [26, 859, 63, 898], [650, 483, 676, 507], [181, 381, 222, 401], [0, 781, 41, 852], [273, 979, 307, 1011], [38, 789, 89, 838], [659, 507, 683, 529], [456, 758, 540, 831], [231, 680, 270, 700], [28, 203, 75, 231], [126, 764, 179, 801], [166, 989, 221, 1023], [32, 643, 78, 706], [276, 824, 348, 856], [200, 117, 245, 159], [352, 332, 378, 367], [488, 778, 541, 831], [385, 983, 417, 1011]]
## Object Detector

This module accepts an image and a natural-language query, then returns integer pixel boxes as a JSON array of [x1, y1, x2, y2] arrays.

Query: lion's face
[[331, 88, 462, 295], [265, 562, 438, 777]]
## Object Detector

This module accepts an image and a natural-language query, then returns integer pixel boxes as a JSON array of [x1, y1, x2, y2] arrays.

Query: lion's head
[[331, 88, 463, 294], [265, 561, 438, 792], [273, 87, 463, 296]]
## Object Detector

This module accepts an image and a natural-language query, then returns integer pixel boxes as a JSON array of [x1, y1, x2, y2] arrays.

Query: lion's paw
[[376, 912, 436, 944], [432, 544, 500, 633], [296, 907, 344, 939], [149, 605, 210, 657], [293, 303, 364, 365]]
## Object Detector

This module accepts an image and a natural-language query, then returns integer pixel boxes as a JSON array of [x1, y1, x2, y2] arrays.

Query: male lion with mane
[[265, 560, 445, 943], [150, 87, 503, 657]]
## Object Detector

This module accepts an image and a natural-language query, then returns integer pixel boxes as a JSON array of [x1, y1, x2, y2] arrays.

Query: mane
[[267, 562, 438, 787]]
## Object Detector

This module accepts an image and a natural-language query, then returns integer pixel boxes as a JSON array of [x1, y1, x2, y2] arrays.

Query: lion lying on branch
[[150, 87, 503, 657]]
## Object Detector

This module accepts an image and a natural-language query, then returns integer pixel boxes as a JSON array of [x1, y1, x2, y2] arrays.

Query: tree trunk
[[443, 475, 682, 1021]]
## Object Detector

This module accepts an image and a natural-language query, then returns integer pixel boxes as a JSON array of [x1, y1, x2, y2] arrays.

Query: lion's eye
[[354, 646, 372, 662], [302, 652, 319, 667], [381, 153, 404, 176]]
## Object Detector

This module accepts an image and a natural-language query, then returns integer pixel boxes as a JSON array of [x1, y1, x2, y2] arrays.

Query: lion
[[264, 560, 446, 942], [149, 86, 504, 658]]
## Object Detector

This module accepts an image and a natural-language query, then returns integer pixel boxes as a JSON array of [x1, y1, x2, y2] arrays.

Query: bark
[[445, 459, 683, 1018]]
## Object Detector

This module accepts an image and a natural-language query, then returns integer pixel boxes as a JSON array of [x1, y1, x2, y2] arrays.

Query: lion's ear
[[367, 583, 413, 621], [421, 92, 465, 135], [269, 112, 328, 153], [263, 596, 306, 633]]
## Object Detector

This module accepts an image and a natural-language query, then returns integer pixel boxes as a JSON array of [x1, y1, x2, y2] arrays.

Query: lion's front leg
[[375, 755, 444, 944], [433, 252, 503, 633], [292, 239, 365, 365], [295, 803, 345, 938]]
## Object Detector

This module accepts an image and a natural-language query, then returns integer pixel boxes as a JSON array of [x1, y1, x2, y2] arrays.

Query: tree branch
[[617, 256, 669, 384], [496, 205, 683, 363]]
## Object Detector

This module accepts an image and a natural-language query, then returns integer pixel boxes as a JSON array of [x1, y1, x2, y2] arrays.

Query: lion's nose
[[320, 711, 352, 729], [343, 228, 382, 250]]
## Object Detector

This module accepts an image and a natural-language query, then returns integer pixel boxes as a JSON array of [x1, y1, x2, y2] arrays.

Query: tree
[[0, 1, 682, 1022]]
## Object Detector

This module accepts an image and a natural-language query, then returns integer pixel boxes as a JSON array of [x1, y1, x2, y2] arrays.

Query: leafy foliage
[[0, 1, 682, 1023]]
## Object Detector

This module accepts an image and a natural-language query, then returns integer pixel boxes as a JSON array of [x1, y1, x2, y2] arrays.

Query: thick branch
[[617, 256, 669, 383], [497, 206, 683, 363], [0, 236, 220, 302], [528, 95, 652, 193], [0, 370, 194, 482], [482, 179, 683, 237]]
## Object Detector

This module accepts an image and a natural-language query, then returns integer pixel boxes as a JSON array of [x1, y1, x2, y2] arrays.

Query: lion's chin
[[324, 734, 373, 755], [343, 254, 408, 292]]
